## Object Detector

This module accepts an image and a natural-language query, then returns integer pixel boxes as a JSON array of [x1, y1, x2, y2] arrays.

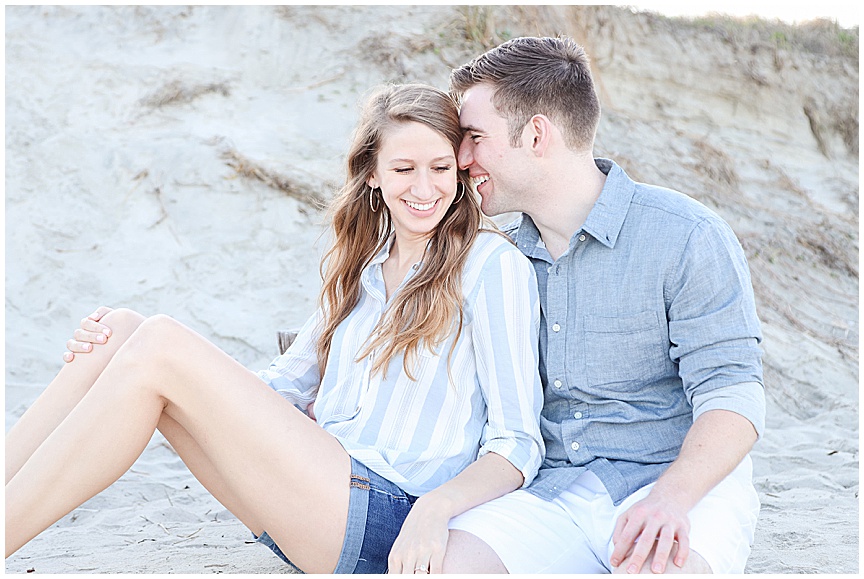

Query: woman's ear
[[366, 175, 378, 189]]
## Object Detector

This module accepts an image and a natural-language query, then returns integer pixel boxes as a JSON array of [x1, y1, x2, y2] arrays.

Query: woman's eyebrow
[[387, 155, 455, 164]]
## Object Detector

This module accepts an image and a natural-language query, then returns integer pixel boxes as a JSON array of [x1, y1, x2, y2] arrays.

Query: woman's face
[[369, 121, 458, 243]]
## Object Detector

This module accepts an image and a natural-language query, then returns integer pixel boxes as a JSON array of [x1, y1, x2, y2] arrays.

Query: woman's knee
[[100, 307, 147, 335], [121, 314, 186, 361]]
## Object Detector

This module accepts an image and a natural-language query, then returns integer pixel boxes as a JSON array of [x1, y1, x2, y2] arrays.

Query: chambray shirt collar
[[513, 158, 635, 257], [582, 158, 635, 249]]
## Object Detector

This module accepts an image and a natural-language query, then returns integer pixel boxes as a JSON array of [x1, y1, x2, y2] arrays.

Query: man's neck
[[526, 154, 607, 261]]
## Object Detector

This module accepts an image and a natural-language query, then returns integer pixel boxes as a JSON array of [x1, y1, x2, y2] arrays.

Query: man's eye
[[470, 135, 481, 142]]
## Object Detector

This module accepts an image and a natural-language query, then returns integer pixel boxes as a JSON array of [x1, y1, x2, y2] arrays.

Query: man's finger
[[651, 527, 677, 574], [610, 517, 640, 567], [673, 531, 690, 567], [625, 527, 660, 574]]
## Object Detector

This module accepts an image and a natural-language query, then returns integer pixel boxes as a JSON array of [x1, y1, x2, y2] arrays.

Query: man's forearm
[[650, 408, 758, 509]]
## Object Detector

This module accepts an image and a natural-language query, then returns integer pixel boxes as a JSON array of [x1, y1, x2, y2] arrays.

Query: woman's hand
[[387, 495, 453, 574], [63, 306, 114, 363]]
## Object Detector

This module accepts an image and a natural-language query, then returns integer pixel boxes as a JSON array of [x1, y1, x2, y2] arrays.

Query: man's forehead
[[459, 85, 496, 122], [460, 83, 495, 109]]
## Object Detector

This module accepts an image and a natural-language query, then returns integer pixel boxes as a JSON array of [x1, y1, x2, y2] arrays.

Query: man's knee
[[443, 529, 508, 574]]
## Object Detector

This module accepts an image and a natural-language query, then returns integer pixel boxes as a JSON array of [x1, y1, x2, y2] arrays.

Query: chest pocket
[[582, 311, 669, 390]]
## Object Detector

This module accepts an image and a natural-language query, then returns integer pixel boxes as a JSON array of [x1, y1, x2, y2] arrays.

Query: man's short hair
[[450, 36, 600, 151]]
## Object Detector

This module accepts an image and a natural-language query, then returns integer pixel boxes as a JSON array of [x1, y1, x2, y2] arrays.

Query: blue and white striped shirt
[[256, 231, 544, 496]]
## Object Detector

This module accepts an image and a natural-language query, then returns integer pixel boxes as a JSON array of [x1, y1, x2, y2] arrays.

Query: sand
[[4, 5, 858, 574]]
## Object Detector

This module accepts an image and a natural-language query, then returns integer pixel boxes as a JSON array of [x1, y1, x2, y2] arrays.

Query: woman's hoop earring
[[452, 182, 466, 205], [369, 185, 380, 213]]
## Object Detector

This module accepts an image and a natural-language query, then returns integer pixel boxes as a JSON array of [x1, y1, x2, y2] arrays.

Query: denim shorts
[[254, 456, 418, 573]]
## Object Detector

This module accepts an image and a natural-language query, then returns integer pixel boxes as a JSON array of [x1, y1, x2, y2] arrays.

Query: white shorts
[[448, 456, 760, 574]]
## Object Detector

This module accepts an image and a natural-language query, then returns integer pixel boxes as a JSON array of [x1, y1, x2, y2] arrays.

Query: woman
[[5, 84, 543, 574]]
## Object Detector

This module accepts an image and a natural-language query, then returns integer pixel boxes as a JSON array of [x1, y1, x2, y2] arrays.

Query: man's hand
[[610, 487, 690, 574], [609, 410, 758, 574]]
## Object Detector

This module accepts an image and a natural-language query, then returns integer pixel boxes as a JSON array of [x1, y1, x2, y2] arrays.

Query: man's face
[[457, 84, 528, 216]]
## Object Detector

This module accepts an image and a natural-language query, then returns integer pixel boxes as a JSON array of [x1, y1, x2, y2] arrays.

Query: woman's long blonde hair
[[316, 84, 487, 379]]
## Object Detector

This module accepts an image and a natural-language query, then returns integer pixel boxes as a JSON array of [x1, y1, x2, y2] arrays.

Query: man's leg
[[444, 484, 609, 574], [606, 456, 759, 574]]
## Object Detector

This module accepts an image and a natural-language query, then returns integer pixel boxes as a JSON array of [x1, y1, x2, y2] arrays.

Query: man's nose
[[458, 139, 473, 170]]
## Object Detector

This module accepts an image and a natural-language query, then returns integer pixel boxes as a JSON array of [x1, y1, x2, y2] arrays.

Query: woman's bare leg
[[5, 314, 351, 573], [155, 413, 265, 530], [6, 308, 265, 532], [5, 308, 146, 483]]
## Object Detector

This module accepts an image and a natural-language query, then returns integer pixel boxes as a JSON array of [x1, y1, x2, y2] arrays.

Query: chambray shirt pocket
[[582, 311, 668, 389]]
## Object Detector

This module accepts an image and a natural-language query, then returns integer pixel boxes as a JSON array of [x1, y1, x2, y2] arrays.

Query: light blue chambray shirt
[[256, 231, 545, 497], [508, 159, 764, 506]]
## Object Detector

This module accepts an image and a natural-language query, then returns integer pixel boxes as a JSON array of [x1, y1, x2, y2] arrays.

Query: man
[[441, 37, 764, 574]]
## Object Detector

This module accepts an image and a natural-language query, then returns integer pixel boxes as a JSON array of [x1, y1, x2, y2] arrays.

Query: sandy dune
[[5, 5, 858, 574]]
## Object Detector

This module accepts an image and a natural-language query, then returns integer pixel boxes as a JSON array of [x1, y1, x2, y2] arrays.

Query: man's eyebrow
[[460, 125, 481, 133]]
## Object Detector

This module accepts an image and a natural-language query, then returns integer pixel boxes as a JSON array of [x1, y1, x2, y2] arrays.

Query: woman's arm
[[388, 242, 545, 574], [253, 309, 323, 414], [387, 452, 522, 574]]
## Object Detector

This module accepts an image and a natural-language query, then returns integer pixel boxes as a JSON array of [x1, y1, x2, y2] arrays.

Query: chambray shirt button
[[552, 323, 561, 332], [553, 379, 562, 388], [579, 234, 586, 242], [571, 441, 580, 451], [573, 411, 583, 419]]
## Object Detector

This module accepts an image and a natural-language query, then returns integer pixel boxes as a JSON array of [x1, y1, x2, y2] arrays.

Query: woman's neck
[[382, 232, 429, 300], [388, 232, 429, 270]]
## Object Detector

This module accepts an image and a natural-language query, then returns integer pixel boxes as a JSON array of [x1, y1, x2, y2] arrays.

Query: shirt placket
[[553, 233, 590, 464]]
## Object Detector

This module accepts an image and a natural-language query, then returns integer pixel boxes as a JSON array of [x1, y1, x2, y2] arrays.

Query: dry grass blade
[[140, 79, 231, 109], [222, 149, 327, 210]]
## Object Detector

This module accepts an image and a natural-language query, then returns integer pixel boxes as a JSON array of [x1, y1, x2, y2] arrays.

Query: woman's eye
[[433, 165, 452, 172], [394, 168, 413, 174]]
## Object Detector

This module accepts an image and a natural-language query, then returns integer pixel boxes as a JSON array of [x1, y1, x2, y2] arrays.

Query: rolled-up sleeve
[[471, 246, 545, 487], [668, 217, 766, 437], [255, 309, 323, 414]]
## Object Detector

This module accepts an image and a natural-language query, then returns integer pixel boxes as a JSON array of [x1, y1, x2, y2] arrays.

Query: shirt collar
[[368, 234, 394, 267], [581, 158, 634, 249], [513, 158, 635, 254]]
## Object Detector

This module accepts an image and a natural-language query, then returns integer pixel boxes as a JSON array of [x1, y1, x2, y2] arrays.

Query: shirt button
[[553, 379, 562, 389], [571, 441, 580, 451], [552, 323, 561, 332], [579, 234, 586, 242], [573, 411, 583, 419]]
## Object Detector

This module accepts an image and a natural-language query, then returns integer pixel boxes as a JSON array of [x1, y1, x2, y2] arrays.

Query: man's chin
[[480, 198, 503, 217]]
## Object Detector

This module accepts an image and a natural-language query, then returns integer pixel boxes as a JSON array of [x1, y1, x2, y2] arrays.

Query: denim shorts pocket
[[583, 311, 668, 390]]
